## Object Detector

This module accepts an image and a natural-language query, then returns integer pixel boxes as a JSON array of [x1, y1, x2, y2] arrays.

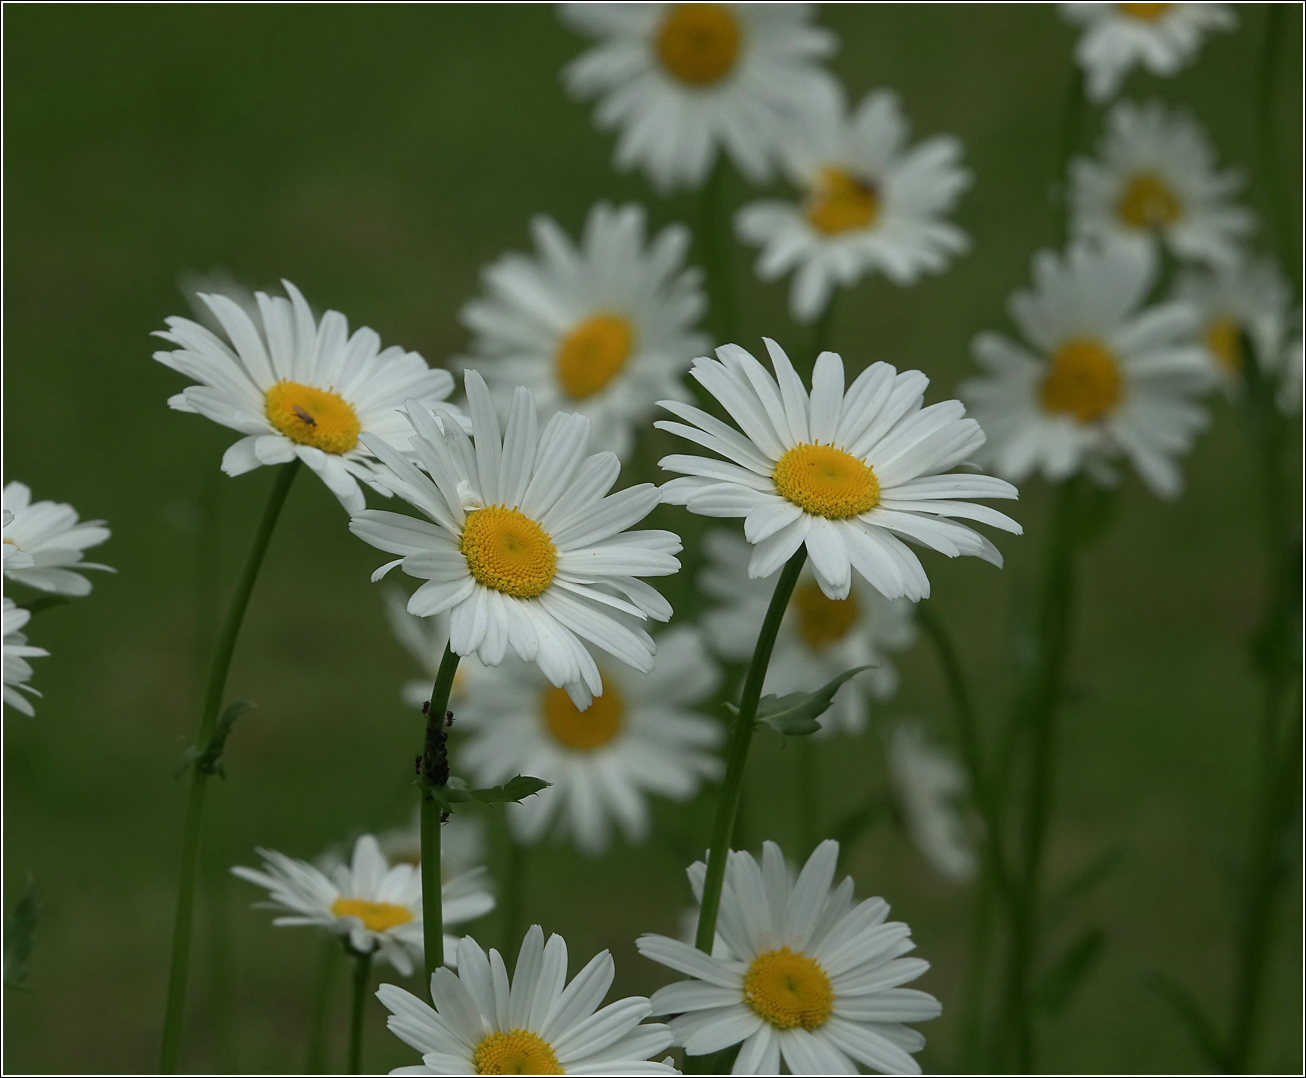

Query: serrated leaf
[[1035, 927, 1105, 1016], [752, 666, 873, 737], [4, 875, 38, 988], [1146, 973, 1227, 1068], [426, 776, 473, 811], [471, 775, 551, 804]]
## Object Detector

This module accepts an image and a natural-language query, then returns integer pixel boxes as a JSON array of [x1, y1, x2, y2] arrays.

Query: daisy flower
[[1060, 3, 1236, 103], [638, 840, 941, 1074], [887, 723, 977, 884], [3, 598, 48, 717], [231, 833, 494, 975], [1070, 99, 1254, 269], [961, 241, 1214, 499], [2, 482, 112, 596], [458, 203, 709, 461], [377, 810, 488, 879], [736, 88, 971, 323], [1280, 320, 1303, 416], [378, 926, 677, 1075], [656, 339, 1022, 603], [560, 3, 839, 192], [350, 371, 682, 709], [457, 625, 722, 854], [153, 279, 467, 513], [701, 529, 914, 737]]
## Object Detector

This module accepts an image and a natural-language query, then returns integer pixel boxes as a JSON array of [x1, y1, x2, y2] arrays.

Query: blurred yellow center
[[1117, 173, 1181, 229], [265, 381, 361, 455], [657, 3, 741, 86], [792, 580, 860, 651], [807, 168, 880, 235], [461, 507, 557, 598], [773, 444, 880, 518], [329, 898, 413, 933], [472, 1029, 563, 1075], [1206, 316, 1244, 375], [1117, 3, 1172, 19], [556, 314, 634, 400], [744, 947, 834, 1030], [543, 684, 623, 750], [1040, 339, 1121, 423]]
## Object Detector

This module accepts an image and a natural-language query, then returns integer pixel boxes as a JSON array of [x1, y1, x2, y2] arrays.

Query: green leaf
[[1034, 927, 1105, 1016], [1046, 841, 1130, 926], [177, 700, 256, 779], [750, 666, 874, 738], [4, 875, 38, 989], [426, 776, 473, 811], [471, 775, 551, 804], [14, 595, 70, 616], [1146, 973, 1227, 1069]]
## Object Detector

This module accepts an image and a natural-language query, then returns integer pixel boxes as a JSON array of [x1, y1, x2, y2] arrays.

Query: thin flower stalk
[[347, 947, 373, 1075], [419, 642, 461, 982]]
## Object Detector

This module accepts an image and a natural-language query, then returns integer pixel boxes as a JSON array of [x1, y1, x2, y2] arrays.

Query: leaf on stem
[[3, 875, 37, 989], [1145, 972, 1227, 1069], [1034, 926, 1105, 1016], [728, 666, 873, 738], [1045, 841, 1130, 927], [471, 775, 551, 804]]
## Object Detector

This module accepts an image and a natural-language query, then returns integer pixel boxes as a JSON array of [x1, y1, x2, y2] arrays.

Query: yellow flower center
[[773, 444, 881, 519], [472, 1029, 564, 1075], [807, 168, 881, 236], [791, 580, 860, 651], [555, 314, 634, 400], [656, 3, 741, 86], [1039, 339, 1122, 423], [743, 947, 834, 1031], [1117, 173, 1181, 230], [1117, 2, 1172, 19], [329, 897, 413, 933], [265, 380, 362, 455], [542, 683, 623, 750], [1206, 316, 1244, 375], [461, 507, 558, 599]]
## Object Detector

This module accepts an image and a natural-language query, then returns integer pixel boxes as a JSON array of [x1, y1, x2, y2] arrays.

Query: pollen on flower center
[[1117, 172, 1181, 230], [329, 897, 413, 933], [472, 1029, 564, 1076], [265, 380, 361, 455], [556, 314, 634, 400], [773, 444, 881, 519], [792, 580, 860, 651], [1039, 339, 1122, 423], [807, 167, 880, 236], [543, 683, 623, 750], [461, 507, 558, 599], [1206, 316, 1244, 375], [656, 3, 741, 87], [743, 947, 834, 1030], [1117, 2, 1172, 19]]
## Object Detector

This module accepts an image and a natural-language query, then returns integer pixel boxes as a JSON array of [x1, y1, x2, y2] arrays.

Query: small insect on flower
[[291, 404, 318, 427]]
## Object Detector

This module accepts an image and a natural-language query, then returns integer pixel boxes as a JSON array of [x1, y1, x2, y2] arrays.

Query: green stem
[[796, 738, 818, 859], [1256, 3, 1298, 297], [306, 938, 341, 1073], [347, 947, 373, 1075], [420, 643, 462, 983], [699, 156, 738, 343], [203, 797, 236, 1074], [1053, 64, 1086, 246], [500, 837, 527, 957], [159, 459, 300, 1073]]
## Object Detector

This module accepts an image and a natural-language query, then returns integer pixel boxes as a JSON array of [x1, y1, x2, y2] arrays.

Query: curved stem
[[347, 947, 373, 1075], [421, 643, 462, 983], [159, 459, 300, 1073], [500, 837, 527, 957]]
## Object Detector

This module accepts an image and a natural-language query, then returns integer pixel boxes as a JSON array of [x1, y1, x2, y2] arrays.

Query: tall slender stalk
[[698, 156, 738, 343], [306, 938, 341, 1074], [347, 947, 373, 1075], [796, 738, 818, 859], [1052, 65, 1085, 246], [420, 643, 462, 983], [159, 459, 300, 1073], [500, 837, 527, 956]]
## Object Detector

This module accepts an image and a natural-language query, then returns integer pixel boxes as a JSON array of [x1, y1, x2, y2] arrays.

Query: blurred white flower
[[377, 811, 488, 881], [3, 598, 48, 717], [178, 268, 261, 331], [3, 482, 112, 596], [888, 723, 977, 883], [1175, 255, 1291, 390], [1279, 318, 1303, 416], [382, 589, 482, 711]]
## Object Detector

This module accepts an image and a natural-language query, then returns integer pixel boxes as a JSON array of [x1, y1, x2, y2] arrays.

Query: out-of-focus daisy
[[2, 482, 112, 596], [458, 203, 709, 460], [638, 840, 941, 1074], [962, 241, 1213, 499], [153, 279, 467, 513], [888, 723, 977, 884], [378, 927, 677, 1075], [350, 372, 681, 709], [232, 834, 494, 975], [1060, 3, 1236, 103], [458, 626, 722, 854], [1175, 256, 1291, 390], [701, 529, 914, 737], [377, 811, 488, 880], [3, 598, 48, 717], [382, 589, 482, 711], [560, 3, 839, 192], [737, 88, 971, 323], [1070, 100, 1253, 268], [656, 340, 1021, 603], [1279, 321, 1303, 416]]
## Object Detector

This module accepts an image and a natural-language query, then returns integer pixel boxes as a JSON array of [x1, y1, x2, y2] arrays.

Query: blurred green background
[[3, 4, 1301, 1074]]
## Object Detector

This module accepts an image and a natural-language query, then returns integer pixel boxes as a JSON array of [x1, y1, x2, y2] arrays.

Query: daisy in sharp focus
[[378, 927, 678, 1075], [350, 371, 682, 709], [961, 240, 1214, 499], [457, 202, 709, 460], [1070, 99, 1254, 269], [561, 3, 839, 192], [3, 482, 112, 596], [888, 723, 977, 884], [638, 840, 941, 1075], [737, 88, 971, 323], [3, 598, 48, 717], [701, 529, 914, 738], [153, 279, 467, 513], [457, 625, 723, 855], [656, 340, 1022, 603]]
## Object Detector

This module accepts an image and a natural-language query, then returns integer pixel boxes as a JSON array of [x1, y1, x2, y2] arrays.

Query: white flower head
[[737, 88, 971, 323], [1061, 3, 1236, 103], [1070, 99, 1254, 269], [962, 240, 1214, 499], [457, 625, 723, 855], [701, 529, 915, 737], [3, 598, 49, 717], [231, 834, 494, 976], [888, 723, 978, 883], [657, 340, 1022, 603], [458, 203, 709, 460], [3, 482, 113, 596], [378, 926, 677, 1075], [638, 840, 942, 1074], [561, 3, 840, 192], [153, 279, 467, 513], [351, 371, 682, 710]]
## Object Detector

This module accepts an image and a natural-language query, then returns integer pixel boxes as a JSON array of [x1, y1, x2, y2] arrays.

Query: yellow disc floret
[[542, 683, 623, 750], [556, 314, 634, 400], [461, 507, 557, 599], [743, 947, 834, 1031], [472, 1029, 564, 1076], [1117, 2, 1172, 19], [329, 897, 413, 933], [1205, 316, 1244, 375], [1039, 339, 1122, 423], [807, 168, 880, 236], [773, 444, 881, 519], [1117, 173, 1181, 230], [656, 3, 741, 86], [792, 580, 860, 651], [265, 380, 362, 455]]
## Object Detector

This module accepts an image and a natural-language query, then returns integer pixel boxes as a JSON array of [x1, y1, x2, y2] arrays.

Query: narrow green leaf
[[1146, 973, 1227, 1069], [471, 775, 551, 804], [4, 875, 38, 989], [753, 666, 874, 738], [14, 595, 70, 616], [1046, 841, 1130, 925], [195, 700, 256, 778], [1035, 927, 1105, 1016], [427, 776, 473, 810]]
